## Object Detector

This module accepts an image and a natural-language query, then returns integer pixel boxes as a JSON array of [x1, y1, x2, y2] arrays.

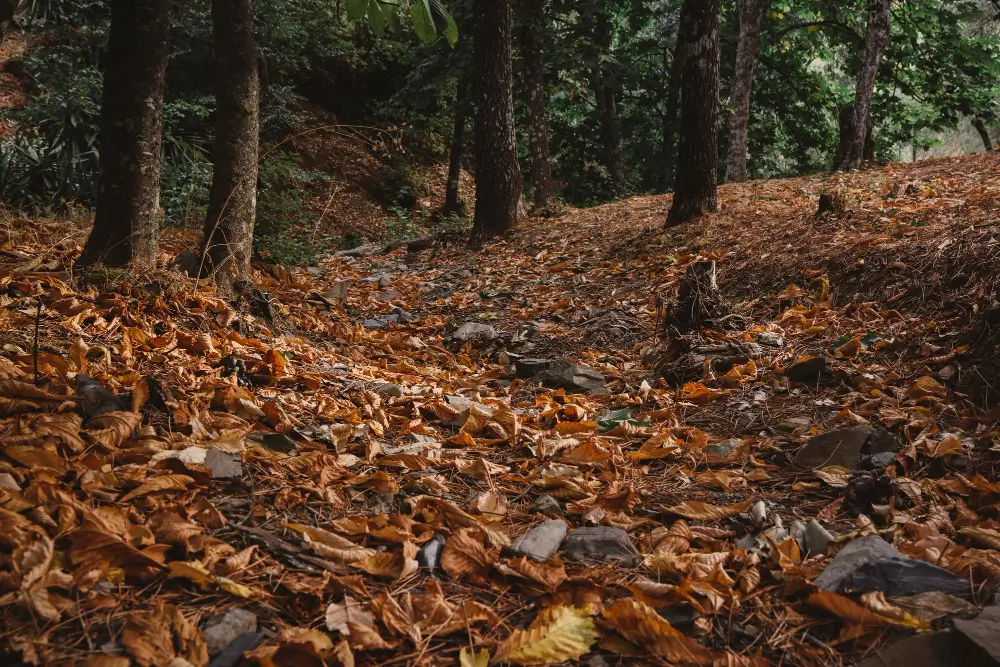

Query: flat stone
[[417, 533, 447, 571], [510, 520, 568, 562], [374, 290, 401, 302], [204, 449, 243, 479], [814, 535, 969, 596], [452, 322, 498, 342], [513, 358, 555, 378], [804, 519, 836, 556], [529, 360, 606, 393], [362, 314, 400, 330], [795, 426, 898, 469], [530, 494, 563, 517], [757, 332, 785, 348], [202, 608, 257, 657], [784, 355, 829, 382], [377, 383, 403, 397], [208, 632, 261, 667], [857, 632, 965, 667], [320, 281, 350, 303], [955, 606, 1000, 664], [703, 438, 741, 458], [377, 274, 393, 287], [563, 526, 637, 565]]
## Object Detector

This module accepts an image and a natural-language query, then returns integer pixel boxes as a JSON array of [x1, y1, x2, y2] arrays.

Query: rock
[[784, 355, 829, 382], [377, 383, 403, 397], [757, 332, 785, 348], [529, 360, 607, 393], [320, 281, 350, 303], [510, 520, 568, 562], [362, 314, 400, 329], [209, 632, 261, 667], [804, 520, 836, 555], [703, 438, 741, 458], [795, 426, 898, 469], [374, 290, 401, 302], [417, 533, 447, 571], [954, 606, 1000, 664], [862, 451, 899, 470], [563, 526, 637, 565], [512, 358, 554, 378], [377, 274, 393, 287], [894, 591, 978, 623], [530, 494, 563, 517], [202, 608, 257, 657], [452, 322, 498, 342], [774, 416, 811, 435], [171, 251, 202, 277], [814, 535, 969, 596], [789, 520, 808, 553], [857, 632, 963, 667], [204, 449, 243, 479], [75, 374, 131, 418], [335, 243, 380, 257], [750, 500, 767, 526]]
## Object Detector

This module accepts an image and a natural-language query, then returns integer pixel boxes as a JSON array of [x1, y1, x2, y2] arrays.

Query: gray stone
[[784, 355, 829, 382], [363, 314, 400, 330], [377, 383, 403, 397], [320, 281, 350, 303], [795, 426, 898, 469], [510, 520, 568, 562], [857, 632, 963, 667], [804, 519, 836, 556], [374, 290, 401, 302], [512, 358, 555, 378], [170, 251, 202, 278], [377, 274, 393, 288], [955, 606, 1000, 664], [563, 526, 637, 565], [757, 332, 785, 348], [702, 438, 741, 458], [529, 360, 607, 393], [452, 322, 498, 342], [531, 494, 563, 517], [203, 608, 257, 657], [814, 535, 969, 596], [774, 416, 811, 435], [417, 533, 446, 571], [204, 449, 243, 479], [789, 520, 808, 553], [208, 632, 261, 667]]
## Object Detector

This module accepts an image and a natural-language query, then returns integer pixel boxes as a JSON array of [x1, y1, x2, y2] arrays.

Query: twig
[[32, 296, 40, 386]]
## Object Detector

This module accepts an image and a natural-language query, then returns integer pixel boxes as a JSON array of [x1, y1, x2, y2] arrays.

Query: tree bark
[[660, 38, 684, 192], [201, 0, 260, 296], [724, 0, 770, 184], [974, 118, 993, 152], [520, 0, 554, 210], [470, 0, 522, 246], [77, 0, 172, 269], [443, 83, 467, 215], [834, 0, 890, 172], [594, 8, 624, 197], [666, 0, 721, 227]]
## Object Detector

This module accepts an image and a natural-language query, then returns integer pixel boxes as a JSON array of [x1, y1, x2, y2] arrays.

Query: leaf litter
[[3, 153, 1000, 665]]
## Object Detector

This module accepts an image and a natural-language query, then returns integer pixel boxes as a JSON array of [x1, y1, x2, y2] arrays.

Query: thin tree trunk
[[202, 0, 260, 297], [443, 83, 467, 215], [470, 0, 522, 246], [974, 118, 993, 152], [77, 0, 172, 269], [520, 0, 554, 210], [834, 0, 890, 172], [724, 0, 770, 184], [660, 38, 684, 192], [595, 8, 624, 196], [666, 0, 721, 226]]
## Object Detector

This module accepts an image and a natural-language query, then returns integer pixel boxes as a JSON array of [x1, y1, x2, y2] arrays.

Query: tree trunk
[[201, 0, 260, 297], [834, 0, 890, 172], [469, 0, 522, 246], [77, 0, 172, 269], [520, 0, 554, 210], [443, 83, 467, 215], [724, 0, 770, 184], [594, 8, 624, 196], [666, 0, 721, 227], [974, 118, 993, 152], [660, 39, 684, 192]]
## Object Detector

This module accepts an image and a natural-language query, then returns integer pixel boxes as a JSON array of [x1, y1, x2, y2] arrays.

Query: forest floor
[[2, 152, 1000, 666]]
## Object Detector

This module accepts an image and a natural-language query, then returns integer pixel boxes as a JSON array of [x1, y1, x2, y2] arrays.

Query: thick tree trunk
[[201, 0, 260, 297], [77, 0, 172, 269], [724, 0, 770, 184], [834, 0, 890, 172], [594, 9, 624, 196], [470, 0, 522, 246], [443, 84, 467, 215], [666, 0, 721, 226], [974, 118, 993, 152], [660, 39, 684, 192], [520, 0, 554, 210]]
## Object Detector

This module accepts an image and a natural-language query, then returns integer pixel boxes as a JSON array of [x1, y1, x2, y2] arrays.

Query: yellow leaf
[[663, 499, 752, 522], [494, 605, 596, 665], [555, 420, 598, 435], [460, 647, 489, 667], [680, 382, 724, 404], [860, 591, 929, 630]]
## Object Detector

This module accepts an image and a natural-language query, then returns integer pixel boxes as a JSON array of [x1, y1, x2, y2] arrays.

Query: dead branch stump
[[669, 260, 729, 333]]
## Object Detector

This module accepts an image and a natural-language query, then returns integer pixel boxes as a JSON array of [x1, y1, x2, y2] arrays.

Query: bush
[[254, 150, 330, 267]]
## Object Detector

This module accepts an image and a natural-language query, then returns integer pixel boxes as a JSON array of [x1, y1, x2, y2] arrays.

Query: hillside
[[1, 153, 1000, 666]]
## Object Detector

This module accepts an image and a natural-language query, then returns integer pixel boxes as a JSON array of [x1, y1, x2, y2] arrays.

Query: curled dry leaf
[[601, 598, 713, 665], [663, 499, 753, 522], [284, 523, 377, 563], [119, 474, 194, 503], [121, 602, 208, 667], [493, 605, 597, 666], [441, 527, 494, 583]]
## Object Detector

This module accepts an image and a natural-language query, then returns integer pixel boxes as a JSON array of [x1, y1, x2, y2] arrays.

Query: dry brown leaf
[[121, 602, 208, 667], [119, 474, 194, 503], [493, 605, 597, 665], [441, 527, 493, 583], [601, 598, 712, 665], [284, 523, 377, 563], [663, 499, 752, 522]]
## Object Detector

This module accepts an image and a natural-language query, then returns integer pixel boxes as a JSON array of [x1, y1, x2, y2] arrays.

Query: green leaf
[[346, 0, 368, 21], [431, 0, 458, 47], [384, 3, 402, 34], [368, 0, 386, 37], [410, 0, 436, 43]]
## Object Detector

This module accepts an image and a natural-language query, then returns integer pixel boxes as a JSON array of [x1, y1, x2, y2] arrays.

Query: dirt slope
[[1, 154, 1000, 666]]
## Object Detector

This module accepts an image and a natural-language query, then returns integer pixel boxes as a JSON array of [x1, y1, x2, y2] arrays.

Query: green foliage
[[254, 150, 330, 267]]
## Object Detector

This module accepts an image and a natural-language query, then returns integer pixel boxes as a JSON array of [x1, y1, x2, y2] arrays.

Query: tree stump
[[669, 260, 729, 333]]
